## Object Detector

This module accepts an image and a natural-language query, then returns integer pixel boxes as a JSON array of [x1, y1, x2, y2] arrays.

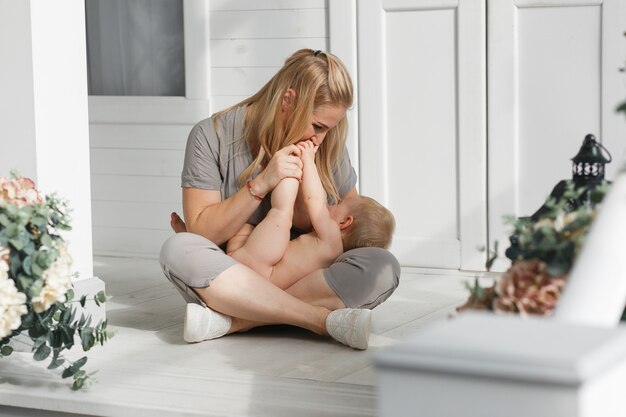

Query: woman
[[160, 49, 400, 350]]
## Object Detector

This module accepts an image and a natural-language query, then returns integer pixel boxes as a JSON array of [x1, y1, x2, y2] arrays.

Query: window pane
[[85, 0, 185, 96]]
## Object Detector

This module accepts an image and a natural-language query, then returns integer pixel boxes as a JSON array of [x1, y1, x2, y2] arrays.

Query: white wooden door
[[488, 0, 626, 270], [358, 0, 488, 269]]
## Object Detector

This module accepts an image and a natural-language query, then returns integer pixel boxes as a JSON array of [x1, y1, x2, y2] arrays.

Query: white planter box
[[376, 313, 626, 417]]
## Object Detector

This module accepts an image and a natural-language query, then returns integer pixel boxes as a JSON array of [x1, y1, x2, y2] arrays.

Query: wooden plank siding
[[89, 1, 328, 258]]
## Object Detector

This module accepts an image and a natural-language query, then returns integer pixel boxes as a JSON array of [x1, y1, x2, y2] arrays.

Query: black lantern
[[530, 133, 612, 220], [571, 134, 612, 184]]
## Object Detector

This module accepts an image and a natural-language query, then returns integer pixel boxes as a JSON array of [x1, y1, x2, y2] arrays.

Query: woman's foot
[[171, 212, 187, 233], [325, 308, 371, 350], [183, 303, 232, 343]]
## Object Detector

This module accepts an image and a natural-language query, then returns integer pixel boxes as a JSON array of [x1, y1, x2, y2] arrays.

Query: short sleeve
[[333, 146, 358, 201], [181, 119, 222, 190]]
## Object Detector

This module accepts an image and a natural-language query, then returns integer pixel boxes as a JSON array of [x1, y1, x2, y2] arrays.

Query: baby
[[227, 140, 395, 290]]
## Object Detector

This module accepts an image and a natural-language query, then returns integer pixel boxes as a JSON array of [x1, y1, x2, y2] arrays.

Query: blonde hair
[[213, 49, 353, 203], [342, 196, 395, 251]]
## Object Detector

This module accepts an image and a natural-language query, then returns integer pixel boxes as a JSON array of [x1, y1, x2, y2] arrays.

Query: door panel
[[358, 0, 487, 269]]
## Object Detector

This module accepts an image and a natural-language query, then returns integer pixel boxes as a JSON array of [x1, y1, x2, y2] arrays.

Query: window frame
[[87, 0, 210, 124]]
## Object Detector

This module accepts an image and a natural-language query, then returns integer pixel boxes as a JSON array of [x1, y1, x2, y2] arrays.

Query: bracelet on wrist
[[246, 180, 264, 201]]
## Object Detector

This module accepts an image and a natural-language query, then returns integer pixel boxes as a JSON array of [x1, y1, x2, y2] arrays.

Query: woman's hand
[[253, 144, 303, 195]]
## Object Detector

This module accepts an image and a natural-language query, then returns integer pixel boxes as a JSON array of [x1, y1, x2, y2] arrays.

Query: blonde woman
[[160, 49, 400, 350]]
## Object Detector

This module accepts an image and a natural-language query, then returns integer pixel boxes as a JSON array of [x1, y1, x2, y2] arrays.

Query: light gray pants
[[159, 232, 400, 309]]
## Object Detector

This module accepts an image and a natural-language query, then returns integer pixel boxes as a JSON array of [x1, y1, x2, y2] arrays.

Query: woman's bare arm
[[183, 144, 303, 245], [183, 186, 263, 245]]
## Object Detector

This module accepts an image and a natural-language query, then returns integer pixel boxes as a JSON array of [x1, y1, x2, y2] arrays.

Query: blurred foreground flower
[[0, 172, 114, 390], [459, 181, 608, 317]]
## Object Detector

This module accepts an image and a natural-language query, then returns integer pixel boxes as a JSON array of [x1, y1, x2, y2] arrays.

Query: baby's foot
[[170, 212, 187, 233]]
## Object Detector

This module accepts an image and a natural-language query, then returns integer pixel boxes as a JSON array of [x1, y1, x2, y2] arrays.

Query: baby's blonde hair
[[342, 196, 395, 251], [213, 49, 353, 203]]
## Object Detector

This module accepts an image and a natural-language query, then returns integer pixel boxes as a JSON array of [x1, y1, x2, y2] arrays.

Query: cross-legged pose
[[160, 49, 401, 350]]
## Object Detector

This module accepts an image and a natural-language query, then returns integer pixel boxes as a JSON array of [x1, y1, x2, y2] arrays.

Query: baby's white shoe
[[183, 303, 232, 343]]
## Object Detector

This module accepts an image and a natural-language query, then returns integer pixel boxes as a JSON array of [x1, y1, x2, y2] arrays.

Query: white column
[[0, 0, 103, 316]]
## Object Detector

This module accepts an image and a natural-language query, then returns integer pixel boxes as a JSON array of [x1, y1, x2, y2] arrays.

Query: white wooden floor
[[0, 256, 476, 417]]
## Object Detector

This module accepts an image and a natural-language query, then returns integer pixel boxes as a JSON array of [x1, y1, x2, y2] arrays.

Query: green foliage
[[504, 181, 609, 277], [6, 296, 115, 390]]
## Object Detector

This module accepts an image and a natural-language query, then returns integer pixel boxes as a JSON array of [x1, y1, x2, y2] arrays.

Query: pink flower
[[0, 176, 42, 207], [0, 246, 8, 273], [493, 260, 565, 317]]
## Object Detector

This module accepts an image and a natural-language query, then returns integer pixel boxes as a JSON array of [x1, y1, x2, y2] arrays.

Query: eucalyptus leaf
[[61, 366, 75, 379], [9, 237, 25, 251], [52, 310, 62, 322], [41, 233, 54, 248], [16, 274, 33, 293], [28, 322, 47, 339], [22, 241, 36, 255], [72, 377, 85, 390], [20, 311, 36, 329], [80, 330, 96, 351], [48, 329, 63, 349], [33, 343, 51, 361], [48, 357, 65, 370], [61, 358, 84, 379], [95, 291, 109, 304], [9, 254, 22, 279], [30, 215, 47, 227], [0, 345, 13, 356], [73, 356, 88, 369], [31, 262, 43, 277], [3, 223, 18, 238], [27, 279, 44, 298]]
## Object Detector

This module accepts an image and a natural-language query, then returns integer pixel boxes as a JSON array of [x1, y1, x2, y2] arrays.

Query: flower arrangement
[[459, 181, 610, 317], [0, 173, 113, 390]]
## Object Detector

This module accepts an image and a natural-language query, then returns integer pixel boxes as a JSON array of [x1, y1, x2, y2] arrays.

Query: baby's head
[[330, 195, 395, 251]]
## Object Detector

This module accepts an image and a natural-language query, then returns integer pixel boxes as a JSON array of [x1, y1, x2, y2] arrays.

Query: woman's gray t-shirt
[[181, 106, 357, 226]]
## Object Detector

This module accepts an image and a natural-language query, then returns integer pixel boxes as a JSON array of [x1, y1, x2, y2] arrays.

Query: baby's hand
[[298, 140, 318, 160]]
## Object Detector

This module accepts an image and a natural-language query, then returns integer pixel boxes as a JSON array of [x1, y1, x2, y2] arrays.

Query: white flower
[[0, 272, 27, 339], [31, 242, 73, 313]]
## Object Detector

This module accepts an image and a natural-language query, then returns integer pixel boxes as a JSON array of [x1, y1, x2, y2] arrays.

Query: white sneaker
[[325, 308, 372, 350], [183, 303, 232, 343]]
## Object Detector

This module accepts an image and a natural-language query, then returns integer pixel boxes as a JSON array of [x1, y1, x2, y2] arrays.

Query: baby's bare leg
[[230, 177, 299, 279], [226, 223, 254, 254]]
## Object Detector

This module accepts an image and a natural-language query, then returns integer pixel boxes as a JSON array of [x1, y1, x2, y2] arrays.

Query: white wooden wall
[[89, 0, 626, 268], [89, 0, 328, 258]]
